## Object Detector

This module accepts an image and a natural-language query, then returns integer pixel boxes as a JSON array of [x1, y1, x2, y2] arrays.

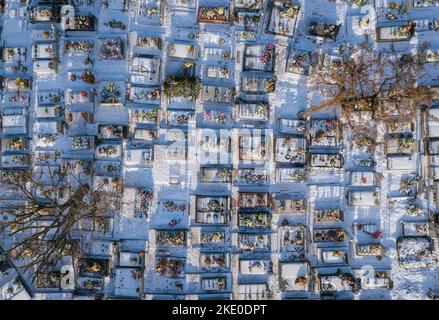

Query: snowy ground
[[0, 0, 438, 300]]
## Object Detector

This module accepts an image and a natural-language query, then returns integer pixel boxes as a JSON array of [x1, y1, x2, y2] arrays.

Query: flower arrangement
[[332, 251, 342, 258], [86, 262, 102, 274], [400, 176, 419, 195], [156, 231, 185, 246], [131, 268, 144, 280], [155, 258, 184, 277], [65, 40, 92, 54], [37, 134, 57, 147], [139, 4, 159, 19], [134, 88, 161, 102], [215, 168, 232, 180], [72, 137, 90, 150], [399, 137, 414, 150], [426, 51, 439, 62], [352, 0, 369, 7], [394, 25, 414, 38], [316, 209, 344, 222], [260, 44, 274, 64], [282, 226, 305, 247], [216, 278, 226, 291], [389, 2, 407, 13], [264, 77, 276, 92], [79, 70, 95, 84], [235, 0, 262, 10], [99, 38, 124, 60], [220, 51, 231, 60], [296, 122, 307, 132], [95, 218, 107, 232], [203, 110, 229, 124], [10, 138, 24, 150], [186, 45, 195, 57], [30, 7, 52, 20], [82, 279, 101, 290], [386, 12, 397, 20], [147, 88, 161, 100], [137, 36, 160, 48], [278, 5, 300, 20], [355, 133, 375, 153], [219, 66, 230, 77], [358, 159, 375, 167], [15, 77, 27, 90], [241, 170, 265, 184], [238, 17, 257, 31], [99, 145, 117, 157], [132, 109, 158, 122], [175, 113, 189, 124], [241, 32, 256, 40], [138, 187, 153, 201], [103, 125, 124, 138], [104, 19, 126, 30], [206, 199, 225, 212], [163, 200, 178, 212], [74, 15, 93, 30], [204, 255, 225, 268], [101, 82, 121, 104], [373, 192, 380, 205], [372, 231, 382, 239], [338, 273, 358, 291], [255, 102, 269, 115], [184, 61, 195, 69], [7, 49, 15, 57], [11, 155, 23, 164], [199, 7, 228, 22], [315, 228, 345, 243], [201, 231, 225, 244], [308, 21, 339, 39], [406, 199, 423, 216]]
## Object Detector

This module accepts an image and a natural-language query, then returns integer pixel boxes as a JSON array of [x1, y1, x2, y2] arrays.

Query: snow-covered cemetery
[[0, 0, 439, 301]]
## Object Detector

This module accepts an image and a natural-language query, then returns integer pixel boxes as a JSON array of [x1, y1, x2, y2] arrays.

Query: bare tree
[[300, 37, 433, 134], [0, 159, 118, 287]]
